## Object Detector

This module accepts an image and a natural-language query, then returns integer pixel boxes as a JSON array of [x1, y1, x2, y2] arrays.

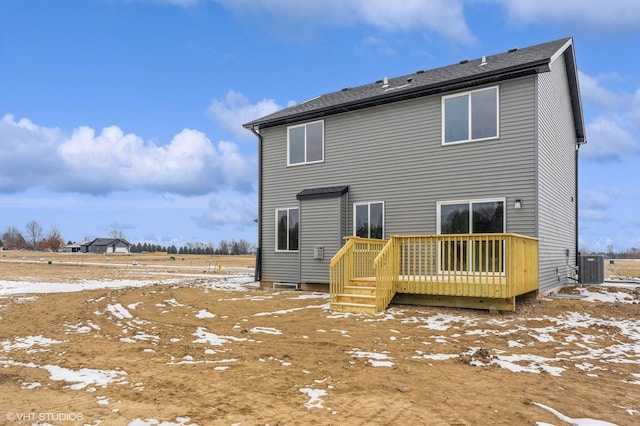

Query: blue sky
[[1, 0, 639, 252]]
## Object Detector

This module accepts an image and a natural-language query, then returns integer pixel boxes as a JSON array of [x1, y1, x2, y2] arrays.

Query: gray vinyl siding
[[536, 53, 578, 293], [261, 125, 300, 284], [260, 77, 538, 284]]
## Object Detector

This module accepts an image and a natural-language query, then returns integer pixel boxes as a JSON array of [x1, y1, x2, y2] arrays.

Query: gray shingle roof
[[296, 185, 349, 201], [84, 238, 130, 247], [244, 37, 584, 143]]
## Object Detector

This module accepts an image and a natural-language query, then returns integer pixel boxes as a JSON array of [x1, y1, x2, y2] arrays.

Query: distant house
[[244, 37, 586, 312], [81, 238, 131, 254], [63, 243, 82, 253]]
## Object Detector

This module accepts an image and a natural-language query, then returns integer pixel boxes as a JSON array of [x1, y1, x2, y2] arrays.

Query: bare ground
[[0, 252, 639, 425]]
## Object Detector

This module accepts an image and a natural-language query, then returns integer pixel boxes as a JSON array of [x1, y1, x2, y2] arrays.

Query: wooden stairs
[[331, 277, 379, 313]]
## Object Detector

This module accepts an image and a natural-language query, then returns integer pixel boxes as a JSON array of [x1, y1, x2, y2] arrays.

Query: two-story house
[[244, 37, 586, 313]]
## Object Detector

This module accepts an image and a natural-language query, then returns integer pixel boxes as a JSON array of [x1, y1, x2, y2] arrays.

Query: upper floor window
[[443, 87, 498, 144], [288, 120, 324, 166], [354, 202, 384, 239], [276, 208, 299, 251]]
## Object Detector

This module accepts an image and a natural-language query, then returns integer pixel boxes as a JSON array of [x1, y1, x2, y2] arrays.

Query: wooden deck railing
[[331, 233, 538, 312], [372, 237, 398, 311], [329, 234, 538, 312], [375, 233, 538, 298], [329, 237, 387, 304]]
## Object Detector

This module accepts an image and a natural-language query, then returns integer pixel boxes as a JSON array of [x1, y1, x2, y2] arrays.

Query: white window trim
[[437, 198, 507, 275], [436, 198, 506, 234], [441, 86, 500, 145], [353, 201, 385, 239], [275, 207, 299, 252], [287, 120, 325, 166]]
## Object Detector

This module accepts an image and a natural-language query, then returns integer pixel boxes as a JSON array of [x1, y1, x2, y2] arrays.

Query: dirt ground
[[0, 252, 639, 425]]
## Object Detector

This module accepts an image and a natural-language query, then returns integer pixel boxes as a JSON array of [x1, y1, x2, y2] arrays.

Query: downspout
[[250, 125, 263, 282], [575, 139, 585, 270]]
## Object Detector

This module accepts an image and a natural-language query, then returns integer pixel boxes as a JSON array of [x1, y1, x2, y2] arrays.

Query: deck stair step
[[330, 277, 383, 313], [349, 277, 376, 287], [343, 285, 376, 296], [333, 277, 378, 312], [330, 301, 378, 314], [335, 293, 375, 305]]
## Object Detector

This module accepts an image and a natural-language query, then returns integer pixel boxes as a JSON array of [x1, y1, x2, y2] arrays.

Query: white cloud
[[581, 187, 618, 211], [577, 72, 640, 162], [492, 0, 640, 31], [194, 192, 257, 229], [578, 71, 631, 111], [0, 115, 65, 192], [206, 90, 283, 140], [357, 0, 474, 42], [582, 116, 639, 162], [212, 0, 476, 44], [0, 114, 255, 195]]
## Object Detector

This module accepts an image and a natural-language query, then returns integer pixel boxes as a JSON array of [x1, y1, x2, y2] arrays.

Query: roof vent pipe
[[480, 56, 487, 66], [382, 76, 388, 87]]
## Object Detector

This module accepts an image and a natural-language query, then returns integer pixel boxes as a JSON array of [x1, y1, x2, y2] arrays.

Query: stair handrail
[[329, 237, 355, 304], [373, 237, 398, 311], [330, 237, 387, 305]]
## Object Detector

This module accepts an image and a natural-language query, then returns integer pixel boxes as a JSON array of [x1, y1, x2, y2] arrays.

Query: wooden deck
[[330, 234, 539, 313]]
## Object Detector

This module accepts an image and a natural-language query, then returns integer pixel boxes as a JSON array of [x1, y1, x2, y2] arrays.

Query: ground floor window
[[275, 208, 299, 251], [354, 202, 384, 239], [437, 199, 505, 272]]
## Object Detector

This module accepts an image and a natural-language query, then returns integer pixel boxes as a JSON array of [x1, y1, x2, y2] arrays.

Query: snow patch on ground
[[532, 402, 618, 425], [1, 335, 62, 352], [253, 303, 329, 317], [0, 274, 256, 296], [106, 303, 133, 319], [192, 327, 247, 346], [299, 387, 327, 409], [195, 309, 216, 319], [347, 349, 394, 367], [250, 326, 282, 335], [129, 417, 197, 426]]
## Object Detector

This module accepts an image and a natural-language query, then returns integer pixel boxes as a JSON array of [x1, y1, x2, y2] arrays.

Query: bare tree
[[217, 240, 230, 254], [108, 229, 127, 240], [25, 220, 43, 250], [2, 226, 27, 250], [231, 238, 254, 255], [40, 225, 65, 252]]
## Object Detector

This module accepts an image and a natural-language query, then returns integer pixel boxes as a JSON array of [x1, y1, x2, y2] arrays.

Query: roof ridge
[[244, 37, 573, 130]]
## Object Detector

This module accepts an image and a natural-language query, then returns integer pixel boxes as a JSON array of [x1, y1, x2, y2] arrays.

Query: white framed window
[[287, 120, 324, 166], [275, 208, 299, 251], [353, 201, 384, 239], [437, 198, 505, 235], [442, 86, 499, 144], [437, 198, 505, 273]]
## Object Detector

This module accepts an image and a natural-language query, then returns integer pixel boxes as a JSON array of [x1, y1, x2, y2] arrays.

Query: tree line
[[582, 245, 640, 259], [129, 239, 254, 255], [1, 220, 255, 255], [1, 221, 65, 251]]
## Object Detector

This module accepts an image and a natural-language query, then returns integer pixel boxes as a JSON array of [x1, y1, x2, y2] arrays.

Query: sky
[[1, 0, 639, 252]]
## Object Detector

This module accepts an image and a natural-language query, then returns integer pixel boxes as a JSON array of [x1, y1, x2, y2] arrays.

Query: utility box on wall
[[578, 255, 605, 284], [313, 246, 324, 260]]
